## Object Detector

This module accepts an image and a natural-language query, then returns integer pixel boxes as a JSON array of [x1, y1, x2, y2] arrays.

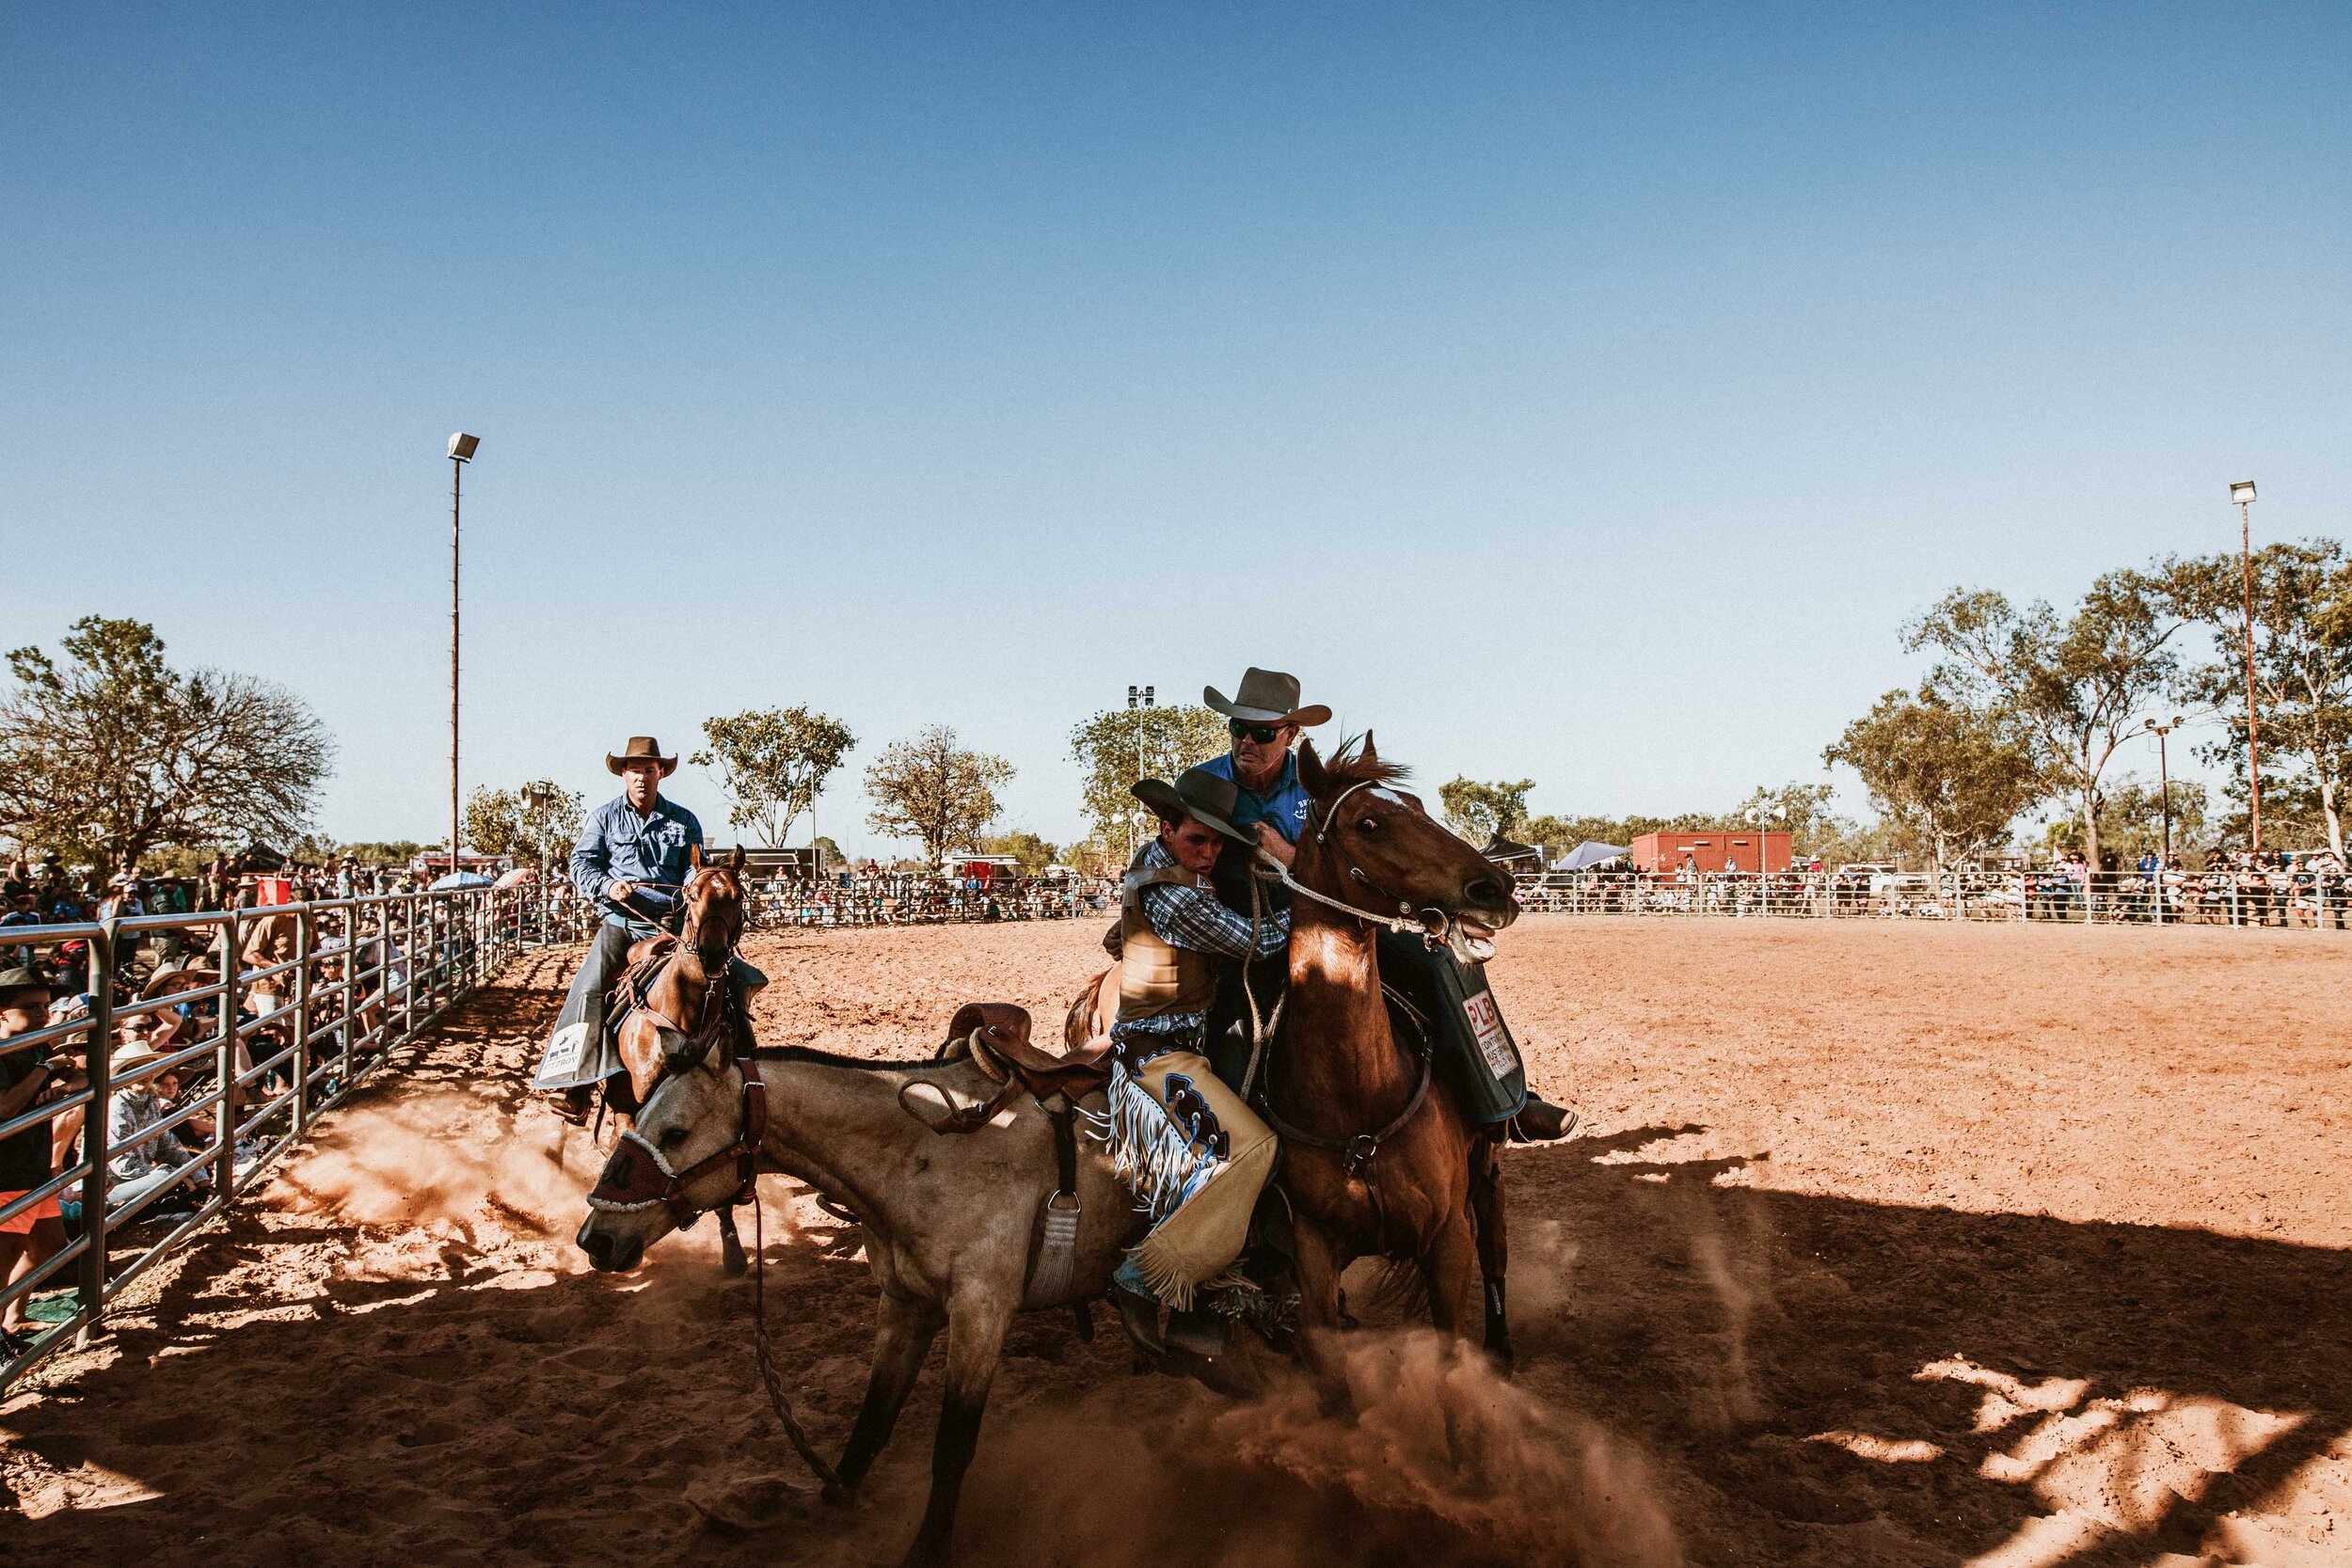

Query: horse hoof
[[721, 1238, 749, 1276], [820, 1481, 855, 1509]]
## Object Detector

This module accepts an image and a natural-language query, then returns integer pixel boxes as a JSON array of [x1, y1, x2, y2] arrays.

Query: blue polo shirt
[[1200, 751, 1312, 845], [570, 794, 704, 927]]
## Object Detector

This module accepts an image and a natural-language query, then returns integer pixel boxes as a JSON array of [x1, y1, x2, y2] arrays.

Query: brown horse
[[1265, 735, 1519, 1393], [1059, 735, 1524, 1376], [611, 847, 755, 1273]]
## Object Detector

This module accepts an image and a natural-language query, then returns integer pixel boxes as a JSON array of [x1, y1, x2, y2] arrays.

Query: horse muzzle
[[577, 1213, 646, 1272]]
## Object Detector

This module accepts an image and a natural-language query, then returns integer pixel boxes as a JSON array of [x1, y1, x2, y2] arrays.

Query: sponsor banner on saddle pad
[[1463, 990, 1516, 1081]]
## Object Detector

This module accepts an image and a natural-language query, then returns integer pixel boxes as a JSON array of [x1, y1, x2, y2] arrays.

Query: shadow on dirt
[[3, 970, 2345, 1568]]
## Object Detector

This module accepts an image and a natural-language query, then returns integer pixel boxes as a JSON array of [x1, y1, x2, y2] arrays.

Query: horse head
[[577, 1055, 755, 1272], [681, 845, 747, 965], [1294, 732, 1519, 960]]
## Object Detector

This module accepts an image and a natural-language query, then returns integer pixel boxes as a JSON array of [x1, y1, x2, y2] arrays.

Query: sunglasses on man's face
[[1229, 721, 1286, 745]]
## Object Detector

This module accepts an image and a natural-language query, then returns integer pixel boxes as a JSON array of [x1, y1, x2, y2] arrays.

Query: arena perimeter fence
[[742, 875, 1116, 928], [1511, 869, 2352, 929], [0, 882, 598, 1392]]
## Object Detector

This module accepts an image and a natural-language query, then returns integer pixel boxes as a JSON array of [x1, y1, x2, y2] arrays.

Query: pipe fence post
[[291, 906, 312, 1136], [75, 918, 118, 1346], [216, 908, 242, 1208]]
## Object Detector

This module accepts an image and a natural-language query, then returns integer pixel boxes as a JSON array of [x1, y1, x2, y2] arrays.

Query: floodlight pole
[[451, 452, 463, 881], [2236, 486, 2262, 853], [448, 435, 480, 881]]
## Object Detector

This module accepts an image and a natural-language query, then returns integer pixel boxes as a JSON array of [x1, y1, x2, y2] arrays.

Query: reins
[[583, 1059, 842, 1493], [1251, 773, 1451, 1204]]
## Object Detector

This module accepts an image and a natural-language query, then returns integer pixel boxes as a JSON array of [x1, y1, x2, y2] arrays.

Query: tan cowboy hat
[[1132, 766, 1256, 846], [112, 1041, 170, 1076], [605, 736, 678, 776], [1203, 668, 1330, 728]]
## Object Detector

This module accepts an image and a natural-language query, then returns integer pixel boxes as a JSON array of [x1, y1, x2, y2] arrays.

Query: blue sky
[[5, 5, 2347, 853]]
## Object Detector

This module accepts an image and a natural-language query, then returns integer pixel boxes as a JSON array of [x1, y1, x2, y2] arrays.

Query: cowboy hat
[[1202, 668, 1331, 728], [606, 736, 678, 776], [0, 964, 51, 1000], [112, 1041, 170, 1075], [1132, 766, 1256, 847]]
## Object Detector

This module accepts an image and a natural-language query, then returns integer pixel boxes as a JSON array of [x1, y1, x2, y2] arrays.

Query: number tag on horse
[[1462, 991, 1515, 1082]]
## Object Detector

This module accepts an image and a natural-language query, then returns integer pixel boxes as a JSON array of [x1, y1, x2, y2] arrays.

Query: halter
[[585, 1066, 768, 1227]]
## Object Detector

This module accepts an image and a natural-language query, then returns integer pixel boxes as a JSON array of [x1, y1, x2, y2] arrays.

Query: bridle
[[1262, 777, 1473, 949], [584, 1064, 767, 1227], [631, 866, 745, 1069]]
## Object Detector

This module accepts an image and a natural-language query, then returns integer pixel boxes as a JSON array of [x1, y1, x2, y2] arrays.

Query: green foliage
[[1824, 690, 2039, 869], [1905, 572, 2183, 869], [0, 615, 334, 874], [2164, 540, 2352, 857], [2042, 776, 2209, 864], [464, 779, 584, 865], [1068, 705, 1230, 860], [979, 829, 1060, 875], [812, 835, 847, 872], [339, 840, 431, 868], [1438, 778, 1534, 844], [865, 725, 1014, 865], [1732, 782, 1851, 853], [691, 706, 857, 848]]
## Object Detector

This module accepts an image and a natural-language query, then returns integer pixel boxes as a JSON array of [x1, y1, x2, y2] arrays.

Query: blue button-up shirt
[[1200, 751, 1312, 845], [570, 795, 705, 927]]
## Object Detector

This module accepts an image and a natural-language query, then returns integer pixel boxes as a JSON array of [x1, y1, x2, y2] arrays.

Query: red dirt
[[3, 917, 2346, 1566]]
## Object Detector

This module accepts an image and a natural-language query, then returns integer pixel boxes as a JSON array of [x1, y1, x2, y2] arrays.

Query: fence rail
[[0, 882, 595, 1392], [1512, 869, 2352, 928], [743, 875, 1117, 928]]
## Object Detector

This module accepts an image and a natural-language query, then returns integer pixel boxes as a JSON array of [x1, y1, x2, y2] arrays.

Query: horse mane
[[1311, 733, 1411, 795], [748, 1043, 957, 1072]]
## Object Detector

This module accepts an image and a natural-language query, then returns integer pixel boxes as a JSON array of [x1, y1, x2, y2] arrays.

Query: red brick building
[[1630, 830, 1790, 873]]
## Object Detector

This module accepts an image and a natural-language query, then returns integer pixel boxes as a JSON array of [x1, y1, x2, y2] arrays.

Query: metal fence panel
[[0, 882, 594, 1391]]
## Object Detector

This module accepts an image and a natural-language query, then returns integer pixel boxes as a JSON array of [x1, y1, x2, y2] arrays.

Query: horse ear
[[1360, 730, 1379, 768], [728, 846, 744, 872], [690, 843, 704, 869], [1296, 738, 1327, 794]]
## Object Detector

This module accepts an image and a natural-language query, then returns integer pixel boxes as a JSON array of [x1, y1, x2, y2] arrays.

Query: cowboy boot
[[1506, 1092, 1579, 1144], [1109, 1260, 1166, 1360]]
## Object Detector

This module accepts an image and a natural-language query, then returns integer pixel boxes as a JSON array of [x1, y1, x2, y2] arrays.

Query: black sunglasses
[[1228, 720, 1286, 744]]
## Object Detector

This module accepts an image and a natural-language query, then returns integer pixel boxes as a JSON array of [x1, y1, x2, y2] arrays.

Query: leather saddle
[[600, 935, 681, 1042], [904, 1003, 1113, 1136], [941, 1002, 1112, 1104]]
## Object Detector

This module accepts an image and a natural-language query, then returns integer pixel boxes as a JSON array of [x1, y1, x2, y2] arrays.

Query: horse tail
[[1065, 965, 1114, 1053]]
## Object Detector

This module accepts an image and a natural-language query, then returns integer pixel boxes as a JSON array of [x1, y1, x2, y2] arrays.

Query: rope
[[750, 1168, 843, 1491], [1237, 868, 1285, 1101]]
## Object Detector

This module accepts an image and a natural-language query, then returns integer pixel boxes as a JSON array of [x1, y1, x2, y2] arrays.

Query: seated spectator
[[104, 1043, 211, 1220], [0, 964, 75, 1355]]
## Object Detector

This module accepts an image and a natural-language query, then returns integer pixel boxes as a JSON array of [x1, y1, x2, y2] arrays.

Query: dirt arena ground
[[3, 915, 2347, 1567]]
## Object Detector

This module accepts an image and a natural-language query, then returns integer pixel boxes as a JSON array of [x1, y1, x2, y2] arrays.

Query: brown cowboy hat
[[605, 736, 678, 776], [1132, 766, 1256, 846], [1203, 668, 1331, 728]]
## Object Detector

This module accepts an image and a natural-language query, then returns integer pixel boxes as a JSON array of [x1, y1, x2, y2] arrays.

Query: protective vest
[[1118, 864, 1219, 1023]]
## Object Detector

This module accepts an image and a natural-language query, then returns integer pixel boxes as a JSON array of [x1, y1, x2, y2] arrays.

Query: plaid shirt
[[1110, 838, 1289, 1061]]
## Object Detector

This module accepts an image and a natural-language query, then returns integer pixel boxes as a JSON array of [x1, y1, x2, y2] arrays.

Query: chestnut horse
[[1264, 736, 1519, 1392], [611, 847, 755, 1274], [1059, 735, 1523, 1379]]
